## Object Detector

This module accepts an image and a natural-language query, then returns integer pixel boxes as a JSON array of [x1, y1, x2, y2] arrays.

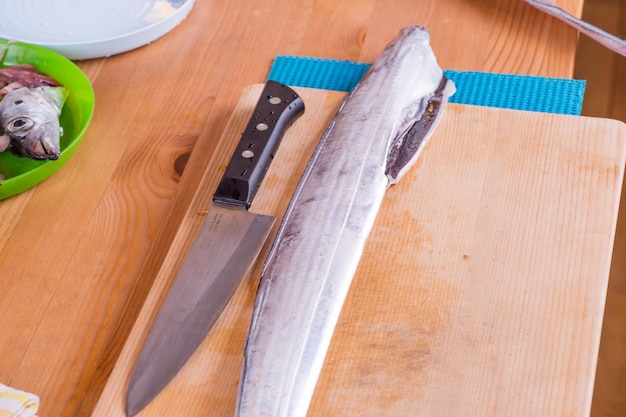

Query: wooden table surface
[[1, 0, 615, 416]]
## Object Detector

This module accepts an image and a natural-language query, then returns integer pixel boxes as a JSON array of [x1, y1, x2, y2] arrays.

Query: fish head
[[0, 86, 66, 160], [4, 114, 62, 160]]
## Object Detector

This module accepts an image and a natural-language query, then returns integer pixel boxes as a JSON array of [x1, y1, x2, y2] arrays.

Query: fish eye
[[7, 117, 34, 133]]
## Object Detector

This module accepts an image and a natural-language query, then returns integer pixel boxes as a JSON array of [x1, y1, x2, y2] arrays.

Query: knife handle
[[213, 81, 305, 209]]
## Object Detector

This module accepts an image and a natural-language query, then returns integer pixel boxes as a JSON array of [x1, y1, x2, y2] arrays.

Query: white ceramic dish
[[0, 0, 195, 60]]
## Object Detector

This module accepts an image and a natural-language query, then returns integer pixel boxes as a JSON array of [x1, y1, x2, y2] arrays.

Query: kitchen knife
[[126, 80, 304, 417]]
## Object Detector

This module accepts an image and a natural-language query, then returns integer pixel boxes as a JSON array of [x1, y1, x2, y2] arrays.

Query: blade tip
[[125, 399, 141, 417], [125, 387, 146, 417]]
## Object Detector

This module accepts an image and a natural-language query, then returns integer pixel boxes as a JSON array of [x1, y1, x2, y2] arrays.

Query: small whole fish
[[0, 61, 66, 180], [237, 25, 455, 417], [0, 85, 66, 160]]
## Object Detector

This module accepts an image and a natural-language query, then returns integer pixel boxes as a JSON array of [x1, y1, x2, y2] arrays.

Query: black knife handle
[[213, 81, 305, 209]]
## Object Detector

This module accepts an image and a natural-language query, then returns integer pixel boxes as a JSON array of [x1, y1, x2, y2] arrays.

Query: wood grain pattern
[[0, 0, 605, 416], [573, 1, 626, 416], [93, 85, 625, 417]]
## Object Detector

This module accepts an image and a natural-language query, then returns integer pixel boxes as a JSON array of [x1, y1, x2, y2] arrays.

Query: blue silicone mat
[[267, 55, 586, 115]]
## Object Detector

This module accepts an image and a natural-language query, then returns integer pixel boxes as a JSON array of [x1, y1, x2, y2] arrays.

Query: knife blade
[[126, 80, 304, 417]]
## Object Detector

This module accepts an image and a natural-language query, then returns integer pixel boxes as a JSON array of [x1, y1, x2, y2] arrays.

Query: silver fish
[[0, 85, 66, 160], [237, 25, 455, 417]]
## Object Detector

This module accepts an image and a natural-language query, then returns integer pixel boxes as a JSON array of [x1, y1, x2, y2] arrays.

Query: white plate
[[0, 0, 195, 60]]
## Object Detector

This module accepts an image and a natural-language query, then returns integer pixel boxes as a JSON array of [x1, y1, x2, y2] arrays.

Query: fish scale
[[237, 25, 456, 417]]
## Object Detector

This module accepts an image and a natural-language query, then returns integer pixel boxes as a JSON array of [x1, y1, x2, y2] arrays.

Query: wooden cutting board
[[92, 84, 626, 417]]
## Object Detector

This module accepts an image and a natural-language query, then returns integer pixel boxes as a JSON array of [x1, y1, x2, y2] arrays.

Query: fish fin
[[37, 86, 68, 113], [0, 134, 10, 152], [385, 76, 455, 185]]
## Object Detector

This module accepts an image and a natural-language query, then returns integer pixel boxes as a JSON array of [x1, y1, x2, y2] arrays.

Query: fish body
[[0, 85, 66, 160], [237, 25, 455, 417]]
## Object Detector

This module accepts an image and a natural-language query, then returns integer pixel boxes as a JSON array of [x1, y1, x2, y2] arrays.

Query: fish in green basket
[[0, 64, 67, 161]]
